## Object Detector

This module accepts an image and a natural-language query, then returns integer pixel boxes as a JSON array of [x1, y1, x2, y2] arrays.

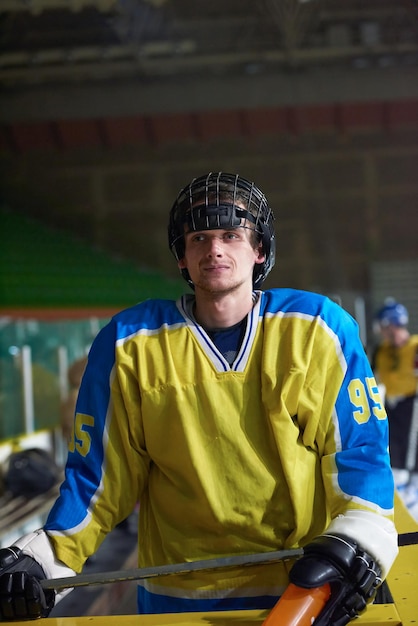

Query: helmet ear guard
[[254, 214, 276, 289], [168, 172, 276, 289]]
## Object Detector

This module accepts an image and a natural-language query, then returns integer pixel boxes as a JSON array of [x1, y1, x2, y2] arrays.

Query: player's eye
[[191, 233, 205, 242]]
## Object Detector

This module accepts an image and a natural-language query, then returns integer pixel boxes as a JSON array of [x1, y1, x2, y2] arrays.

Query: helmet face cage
[[376, 301, 409, 328], [168, 172, 275, 288]]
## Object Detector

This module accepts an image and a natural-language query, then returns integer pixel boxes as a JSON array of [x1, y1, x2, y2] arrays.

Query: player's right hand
[[0, 546, 55, 621]]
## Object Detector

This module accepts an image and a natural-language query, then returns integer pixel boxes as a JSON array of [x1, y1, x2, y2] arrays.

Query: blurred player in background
[[373, 298, 418, 519]]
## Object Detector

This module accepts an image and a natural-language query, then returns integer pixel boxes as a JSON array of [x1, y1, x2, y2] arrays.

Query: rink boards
[[12, 492, 418, 626]]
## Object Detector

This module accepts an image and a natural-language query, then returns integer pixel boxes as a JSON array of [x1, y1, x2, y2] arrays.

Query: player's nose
[[206, 235, 224, 256]]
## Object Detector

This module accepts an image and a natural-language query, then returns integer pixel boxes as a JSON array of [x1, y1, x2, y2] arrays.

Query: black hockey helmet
[[168, 172, 276, 288]]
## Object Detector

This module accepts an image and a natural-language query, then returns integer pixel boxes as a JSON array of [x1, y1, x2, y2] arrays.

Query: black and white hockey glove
[[289, 533, 382, 626], [0, 546, 55, 621]]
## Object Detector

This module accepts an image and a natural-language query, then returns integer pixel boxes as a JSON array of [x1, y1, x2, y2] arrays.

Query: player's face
[[380, 324, 408, 348], [179, 227, 265, 295]]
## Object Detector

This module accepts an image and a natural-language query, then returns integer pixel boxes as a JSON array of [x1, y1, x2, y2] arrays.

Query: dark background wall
[[1, 1, 418, 335], [2, 101, 417, 295]]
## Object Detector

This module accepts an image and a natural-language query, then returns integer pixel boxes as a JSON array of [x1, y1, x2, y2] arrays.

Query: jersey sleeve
[[44, 318, 150, 573], [314, 302, 397, 573], [323, 306, 394, 515]]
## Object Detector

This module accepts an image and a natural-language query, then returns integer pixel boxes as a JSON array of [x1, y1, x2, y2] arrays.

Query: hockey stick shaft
[[41, 548, 303, 591], [41, 531, 418, 592]]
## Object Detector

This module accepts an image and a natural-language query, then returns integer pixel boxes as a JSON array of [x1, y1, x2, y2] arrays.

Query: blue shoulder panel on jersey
[[261, 288, 353, 329], [112, 298, 185, 339]]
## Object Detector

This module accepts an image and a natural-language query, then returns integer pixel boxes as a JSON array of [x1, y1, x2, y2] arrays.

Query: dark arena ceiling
[[1, 0, 418, 127], [1, 1, 418, 304], [2, 0, 418, 84]]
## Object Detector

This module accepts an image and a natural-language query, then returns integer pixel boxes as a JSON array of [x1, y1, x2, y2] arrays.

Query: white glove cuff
[[15, 529, 76, 602], [326, 510, 398, 578]]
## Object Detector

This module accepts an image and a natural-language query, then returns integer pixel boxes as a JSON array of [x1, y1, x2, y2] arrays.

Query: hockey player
[[0, 173, 398, 623], [373, 299, 418, 519]]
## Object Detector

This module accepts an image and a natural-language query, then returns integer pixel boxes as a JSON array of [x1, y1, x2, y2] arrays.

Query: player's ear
[[255, 242, 265, 265]]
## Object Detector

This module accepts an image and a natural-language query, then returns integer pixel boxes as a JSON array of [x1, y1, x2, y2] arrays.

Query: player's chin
[[197, 278, 243, 295]]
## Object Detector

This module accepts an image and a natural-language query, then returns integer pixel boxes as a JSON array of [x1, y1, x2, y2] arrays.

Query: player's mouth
[[202, 264, 230, 273]]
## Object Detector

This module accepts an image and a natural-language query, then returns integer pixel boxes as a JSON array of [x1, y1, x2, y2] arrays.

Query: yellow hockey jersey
[[45, 288, 394, 613], [374, 334, 418, 398]]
